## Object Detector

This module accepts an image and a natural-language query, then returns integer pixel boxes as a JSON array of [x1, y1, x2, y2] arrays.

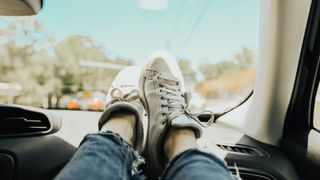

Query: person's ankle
[[100, 110, 136, 145], [163, 127, 197, 161]]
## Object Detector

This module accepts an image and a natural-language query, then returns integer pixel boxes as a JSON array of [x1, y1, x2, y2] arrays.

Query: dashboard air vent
[[1, 117, 49, 134], [217, 144, 265, 157], [0, 113, 50, 135]]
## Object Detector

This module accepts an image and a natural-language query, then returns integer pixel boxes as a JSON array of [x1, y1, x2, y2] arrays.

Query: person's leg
[[162, 127, 235, 180], [139, 51, 236, 179], [101, 110, 136, 144], [163, 127, 197, 161], [55, 111, 145, 180], [55, 66, 146, 180]]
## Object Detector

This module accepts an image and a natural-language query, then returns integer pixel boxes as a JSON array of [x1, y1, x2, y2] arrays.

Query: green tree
[[178, 59, 193, 74], [199, 47, 254, 80], [234, 47, 254, 69], [0, 17, 133, 108]]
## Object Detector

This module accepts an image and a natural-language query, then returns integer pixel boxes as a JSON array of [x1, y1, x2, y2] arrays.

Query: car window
[[313, 85, 320, 130], [0, 0, 260, 113]]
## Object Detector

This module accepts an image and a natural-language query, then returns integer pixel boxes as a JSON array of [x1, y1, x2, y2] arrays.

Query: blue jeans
[[55, 132, 235, 180]]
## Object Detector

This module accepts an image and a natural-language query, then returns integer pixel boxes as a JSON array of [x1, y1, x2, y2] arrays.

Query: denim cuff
[[80, 131, 134, 150], [162, 148, 231, 178], [80, 131, 145, 177]]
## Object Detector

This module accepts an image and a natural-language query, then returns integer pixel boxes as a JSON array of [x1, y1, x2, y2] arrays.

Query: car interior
[[1, 0, 320, 180]]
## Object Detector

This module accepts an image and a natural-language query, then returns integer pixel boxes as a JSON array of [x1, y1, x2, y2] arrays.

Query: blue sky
[[36, 0, 260, 66]]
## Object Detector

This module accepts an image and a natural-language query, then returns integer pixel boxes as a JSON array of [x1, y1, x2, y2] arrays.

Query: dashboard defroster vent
[[217, 144, 267, 157]]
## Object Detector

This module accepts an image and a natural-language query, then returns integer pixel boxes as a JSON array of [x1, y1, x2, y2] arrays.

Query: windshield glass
[[0, 0, 260, 113]]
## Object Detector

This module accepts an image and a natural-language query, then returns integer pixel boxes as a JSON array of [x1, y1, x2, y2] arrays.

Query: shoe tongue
[[161, 72, 178, 81], [170, 113, 202, 138], [171, 114, 192, 126]]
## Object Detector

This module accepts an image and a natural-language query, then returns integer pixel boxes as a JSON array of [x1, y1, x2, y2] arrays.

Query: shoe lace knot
[[108, 88, 140, 106], [154, 72, 215, 127]]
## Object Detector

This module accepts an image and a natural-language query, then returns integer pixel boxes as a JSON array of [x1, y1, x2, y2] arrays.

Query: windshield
[[0, 0, 260, 113]]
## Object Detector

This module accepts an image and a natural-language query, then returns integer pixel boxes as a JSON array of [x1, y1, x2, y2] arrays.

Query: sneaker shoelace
[[151, 71, 215, 127], [108, 88, 140, 106]]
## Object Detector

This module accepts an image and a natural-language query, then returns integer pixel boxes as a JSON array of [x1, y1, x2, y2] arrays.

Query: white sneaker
[[139, 50, 212, 177], [99, 66, 146, 153]]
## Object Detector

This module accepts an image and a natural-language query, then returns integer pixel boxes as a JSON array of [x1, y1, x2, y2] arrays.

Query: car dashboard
[[0, 105, 298, 180]]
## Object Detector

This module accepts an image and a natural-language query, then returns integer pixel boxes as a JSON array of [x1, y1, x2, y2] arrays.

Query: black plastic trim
[[284, 0, 320, 131], [225, 135, 299, 180], [229, 167, 276, 180], [0, 104, 61, 137], [282, 0, 320, 179], [0, 135, 76, 180]]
